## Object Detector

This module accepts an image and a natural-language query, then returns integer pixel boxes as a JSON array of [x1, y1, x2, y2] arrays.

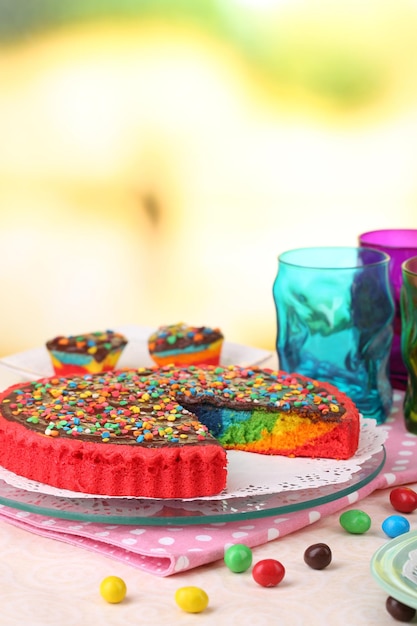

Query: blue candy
[[381, 515, 410, 538]]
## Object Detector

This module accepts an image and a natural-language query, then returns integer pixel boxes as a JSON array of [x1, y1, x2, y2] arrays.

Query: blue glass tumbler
[[273, 246, 394, 424]]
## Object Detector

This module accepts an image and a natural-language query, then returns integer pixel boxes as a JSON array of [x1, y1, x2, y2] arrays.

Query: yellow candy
[[175, 586, 209, 613], [99, 576, 127, 604]]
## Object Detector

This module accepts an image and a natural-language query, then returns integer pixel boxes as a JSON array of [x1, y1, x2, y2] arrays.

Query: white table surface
[[0, 329, 414, 625], [0, 484, 413, 626]]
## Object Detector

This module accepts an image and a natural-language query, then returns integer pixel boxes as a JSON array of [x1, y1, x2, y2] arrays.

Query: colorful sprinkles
[[1, 365, 346, 447]]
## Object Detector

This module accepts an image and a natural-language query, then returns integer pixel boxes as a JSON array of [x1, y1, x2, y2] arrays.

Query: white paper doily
[[0, 417, 386, 501]]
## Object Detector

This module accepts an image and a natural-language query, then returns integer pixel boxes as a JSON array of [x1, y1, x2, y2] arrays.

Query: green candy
[[224, 544, 253, 573], [339, 509, 371, 534]]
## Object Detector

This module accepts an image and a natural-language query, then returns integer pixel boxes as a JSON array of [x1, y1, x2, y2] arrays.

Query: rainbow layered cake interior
[[0, 365, 360, 499], [46, 330, 128, 375], [148, 323, 224, 366]]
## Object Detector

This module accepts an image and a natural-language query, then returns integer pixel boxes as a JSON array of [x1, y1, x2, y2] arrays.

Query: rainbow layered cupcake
[[148, 323, 224, 366], [46, 330, 128, 375]]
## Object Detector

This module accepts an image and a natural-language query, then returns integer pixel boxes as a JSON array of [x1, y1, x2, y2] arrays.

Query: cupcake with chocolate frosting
[[46, 330, 128, 375], [148, 323, 224, 367]]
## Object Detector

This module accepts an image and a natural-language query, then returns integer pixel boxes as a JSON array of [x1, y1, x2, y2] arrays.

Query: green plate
[[371, 529, 417, 609]]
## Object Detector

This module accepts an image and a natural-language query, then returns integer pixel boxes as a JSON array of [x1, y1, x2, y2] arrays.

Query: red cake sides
[[0, 373, 227, 499], [0, 365, 360, 499]]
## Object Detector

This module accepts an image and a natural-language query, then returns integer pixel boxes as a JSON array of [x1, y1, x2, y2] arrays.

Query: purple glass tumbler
[[359, 229, 417, 390]]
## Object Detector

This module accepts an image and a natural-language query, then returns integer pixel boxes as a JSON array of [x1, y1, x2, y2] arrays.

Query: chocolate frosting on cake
[[1, 365, 347, 449]]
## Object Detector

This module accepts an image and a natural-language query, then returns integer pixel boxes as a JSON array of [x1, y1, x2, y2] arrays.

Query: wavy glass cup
[[273, 246, 394, 424], [359, 229, 417, 390], [401, 256, 417, 434]]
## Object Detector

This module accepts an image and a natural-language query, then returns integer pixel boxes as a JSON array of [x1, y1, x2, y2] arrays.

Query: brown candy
[[303, 543, 332, 570], [385, 597, 416, 622]]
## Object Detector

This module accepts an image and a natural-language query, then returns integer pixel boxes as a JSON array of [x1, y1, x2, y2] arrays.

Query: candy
[[382, 515, 410, 539], [303, 543, 332, 570], [252, 559, 285, 587], [175, 586, 209, 613], [99, 576, 127, 604], [385, 596, 416, 622], [224, 544, 253, 573], [389, 487, 417, 514], [339, 509, 371, 534]]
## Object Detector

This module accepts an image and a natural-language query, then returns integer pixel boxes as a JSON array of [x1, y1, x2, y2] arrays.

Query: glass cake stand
[[0, 447, 385, 526], [0, 327, 385, 526]]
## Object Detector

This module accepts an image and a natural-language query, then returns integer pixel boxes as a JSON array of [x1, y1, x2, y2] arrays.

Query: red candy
[[252, 559, 285, 587], [389, 487, 417, 514]]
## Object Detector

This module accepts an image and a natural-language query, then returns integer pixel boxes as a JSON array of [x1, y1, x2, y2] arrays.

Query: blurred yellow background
[[1, 0, 417, 356]]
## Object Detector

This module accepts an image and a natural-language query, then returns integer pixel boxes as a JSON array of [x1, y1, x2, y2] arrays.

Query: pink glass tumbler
[[359, 229, 417, 390]]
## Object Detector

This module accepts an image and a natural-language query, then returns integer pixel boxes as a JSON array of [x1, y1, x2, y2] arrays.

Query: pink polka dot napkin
[[0, 391, 415, 576]]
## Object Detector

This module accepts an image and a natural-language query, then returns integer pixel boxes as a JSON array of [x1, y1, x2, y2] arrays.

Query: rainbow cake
[[148, 323, 224, 366], [0, 364, 360, 499], [46, 330, 128, 376]]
